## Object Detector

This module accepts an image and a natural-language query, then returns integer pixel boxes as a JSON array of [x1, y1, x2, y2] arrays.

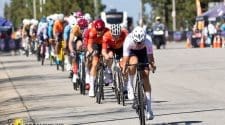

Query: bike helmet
[[132, 26, 146, 43], [75, 11, 83, 18], [84, 13, 92, 23], [110, 24, 121, 36], [156, 16, 161, 21], [58, 13, 64, 21], [94, 19, 105, 31], [77, 18, 88, 30]]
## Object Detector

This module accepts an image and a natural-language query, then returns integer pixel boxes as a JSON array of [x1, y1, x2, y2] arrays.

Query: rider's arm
[[121, 36, 130, 72], [147, 54, 155, 65], [68, 30, 75, 53], [101, 34, 109, 59], [87, 29, 95, 53], [145, 35, 156, 70]]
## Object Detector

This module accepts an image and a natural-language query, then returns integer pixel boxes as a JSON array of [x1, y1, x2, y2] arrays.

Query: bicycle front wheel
[[137, 80, 145, 125]]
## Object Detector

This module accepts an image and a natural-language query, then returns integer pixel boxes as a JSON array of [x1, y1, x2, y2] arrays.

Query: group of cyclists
[[18, 10, 157, 121]]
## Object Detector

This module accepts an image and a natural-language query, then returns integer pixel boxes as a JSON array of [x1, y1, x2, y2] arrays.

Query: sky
[[0, 0, 140, 25], [0, 0, 10, 17], [101, 0, 140, 25]]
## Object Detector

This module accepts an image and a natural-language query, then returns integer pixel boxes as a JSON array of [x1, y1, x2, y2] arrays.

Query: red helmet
[[94, 19, 105, 31], [77, 18, 88, 29]]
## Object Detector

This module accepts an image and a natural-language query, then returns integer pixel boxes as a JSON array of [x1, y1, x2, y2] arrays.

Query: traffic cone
[[199, 37, 205, 48], [213, 37, 217, 48], [185, 38, 191, 48], [216, 37, 222, 48]]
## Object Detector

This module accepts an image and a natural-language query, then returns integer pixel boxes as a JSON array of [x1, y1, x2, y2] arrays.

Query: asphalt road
[[1, 42, 225, 125]]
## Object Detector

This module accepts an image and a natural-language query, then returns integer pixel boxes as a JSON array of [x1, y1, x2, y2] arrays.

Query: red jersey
[[102, 28, 128, 49], [87, 27, 109, 46]]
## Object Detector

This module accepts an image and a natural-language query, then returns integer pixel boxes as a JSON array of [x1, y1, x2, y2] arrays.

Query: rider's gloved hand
[[149, 63, 156, 73], [70, 52, 76, 57]]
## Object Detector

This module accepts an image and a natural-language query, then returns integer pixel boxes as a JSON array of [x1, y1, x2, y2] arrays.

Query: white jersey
[[123, 34, 153, 56]]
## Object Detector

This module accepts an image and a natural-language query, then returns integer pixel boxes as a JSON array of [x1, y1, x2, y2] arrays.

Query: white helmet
[[30, 19, 38, 25], [57, 13, 64, 21], [110, 24, 121, 36], [22, 19, 31, 25], [132, 26, 146, 43], [84, 13, 92, 23]]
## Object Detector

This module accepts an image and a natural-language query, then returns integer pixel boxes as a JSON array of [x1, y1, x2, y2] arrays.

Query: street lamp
[[139, 0, 143, 26], [94, 0, 98, 19], [33, 0, 36, 19], [172, 0, 176, 31]]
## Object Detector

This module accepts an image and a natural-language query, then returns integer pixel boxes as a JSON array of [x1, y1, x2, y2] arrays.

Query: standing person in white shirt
[[121, 26, 156, 120]]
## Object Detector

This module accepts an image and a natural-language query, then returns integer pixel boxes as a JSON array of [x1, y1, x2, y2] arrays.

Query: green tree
[[143, 0, 222, 31], [4, 0, 105, 28]]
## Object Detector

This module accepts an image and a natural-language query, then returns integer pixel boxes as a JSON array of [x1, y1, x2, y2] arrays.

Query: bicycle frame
[[95, 55, 106, 104], [77, 50, 86, 95], [112, 55, 125, 106], [126, 63, 149, 125]]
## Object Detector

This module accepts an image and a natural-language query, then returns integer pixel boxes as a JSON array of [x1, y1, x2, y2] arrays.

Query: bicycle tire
[[80, 61, 86, 95], [118, 71, 125, 106], [41, 55, 45, 65], [113, 72, 120, 104], [96, 68, 103, 104], [137, 76, 145, 125]]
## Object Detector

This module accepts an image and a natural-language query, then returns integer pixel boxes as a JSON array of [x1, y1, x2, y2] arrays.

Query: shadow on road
[[150, 120, 202, 125], [0, 64, 38, 70], [73, 108, 224, 125]]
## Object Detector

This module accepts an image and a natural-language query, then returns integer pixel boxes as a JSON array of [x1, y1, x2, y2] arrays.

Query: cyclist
[[68, 18, 89, 83], [21, 19, 31, 54], [86, 19, 109, 97], [53, 13, 64, 56], [151, 16, 167, 49], [121, 26, 156, 120], [37, 17, 48, 57], [102, 24, 128, 84], [47, 15, 56, 57]]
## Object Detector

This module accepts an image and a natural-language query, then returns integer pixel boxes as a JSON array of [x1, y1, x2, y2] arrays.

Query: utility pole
[[33, 0, 36, 19], [94, 0, 98, 19], [39, 0, 42, 15], [172, 0, 176, 31], [139, 0, 143, 26]]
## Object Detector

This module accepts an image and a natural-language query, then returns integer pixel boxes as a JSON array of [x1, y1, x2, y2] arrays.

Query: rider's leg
[[143, 69, 154, 120], [127, 56, 137, 100], [89, 55, 99, 97]]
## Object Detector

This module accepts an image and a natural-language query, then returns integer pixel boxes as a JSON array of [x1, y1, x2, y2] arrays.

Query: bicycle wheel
[[118, 71, 125, 106], [61, 50, 65, 71], [41, 55, 45, 65], [137, 80, 145, 125], [113, 72, 120, 104], [80, 60, 86, 95], [96, 68, 103, 104], [41, 45, 45, 65]]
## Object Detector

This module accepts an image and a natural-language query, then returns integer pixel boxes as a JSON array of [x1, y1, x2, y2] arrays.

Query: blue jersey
[[47, 20, 54, 39], [63, 24, 71, 42]]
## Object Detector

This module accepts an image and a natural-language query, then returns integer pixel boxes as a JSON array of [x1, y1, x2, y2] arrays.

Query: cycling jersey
[[37, 22, 48, 41], [102, 28, 128, 49], [47, 20, 54, 39], [88, 27, 109, 45], [70, 24, 82, 37], [53, 20, 64, 35], [63, 24, 71, 42], [123, 34, 153, 57], [82, 28, 90, 48]]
